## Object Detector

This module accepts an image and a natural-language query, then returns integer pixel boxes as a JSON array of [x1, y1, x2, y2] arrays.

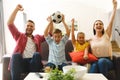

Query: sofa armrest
[[113, 52, 120, 80], [2, 54, 11, 80]]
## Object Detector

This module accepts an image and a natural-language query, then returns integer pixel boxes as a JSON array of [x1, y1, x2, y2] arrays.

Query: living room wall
[[3, 0, 109, 54]]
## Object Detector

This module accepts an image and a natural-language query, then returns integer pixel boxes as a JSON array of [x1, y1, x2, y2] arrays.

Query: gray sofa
[[2, 40, 120, 80]]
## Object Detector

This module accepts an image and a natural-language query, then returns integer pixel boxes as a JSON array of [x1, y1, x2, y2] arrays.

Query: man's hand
[[16, 4, 24, 11]]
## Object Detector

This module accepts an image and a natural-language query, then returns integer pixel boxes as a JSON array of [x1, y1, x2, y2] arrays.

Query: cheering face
[[94, 20, 104, 33], [77, 33, 85, 45], [53, 33, 62, 44], [25, 22, 35, 36]]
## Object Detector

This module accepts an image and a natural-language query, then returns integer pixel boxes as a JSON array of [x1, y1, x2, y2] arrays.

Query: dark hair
[[27, 20, 35, 25], [53, 29, 62, 34], [93, 20, 104, 35]]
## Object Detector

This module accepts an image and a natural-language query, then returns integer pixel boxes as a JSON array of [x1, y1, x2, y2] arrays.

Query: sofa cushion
[[65, 40, 73, 61], [41, 41, 49, 61]]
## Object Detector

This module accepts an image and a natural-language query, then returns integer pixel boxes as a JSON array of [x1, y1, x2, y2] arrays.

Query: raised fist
[[112, 0, 117, 9], [16, 4, 24, 11]]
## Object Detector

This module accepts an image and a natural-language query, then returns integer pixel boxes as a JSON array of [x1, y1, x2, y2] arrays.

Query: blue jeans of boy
[[89, 58, 113, 76], [10, 52, 43, 80], [45, 62, 68, 70]]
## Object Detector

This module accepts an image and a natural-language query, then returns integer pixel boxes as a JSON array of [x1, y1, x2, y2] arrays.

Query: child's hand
[[62, 14, 65, 23], [71, 18, 75, 23], [47, 16, 52, 22], [83, 54, 88, 60], [44, 66, 51, 73]]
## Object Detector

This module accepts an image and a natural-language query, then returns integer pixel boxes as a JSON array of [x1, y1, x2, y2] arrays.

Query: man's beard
[[25, 31, 33, 36]]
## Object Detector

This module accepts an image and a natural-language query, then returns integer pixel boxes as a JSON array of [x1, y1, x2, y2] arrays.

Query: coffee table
[[24, 73, 108, 80]]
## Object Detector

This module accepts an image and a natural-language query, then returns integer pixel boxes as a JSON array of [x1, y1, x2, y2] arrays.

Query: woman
[[89, 0, 117, 76]]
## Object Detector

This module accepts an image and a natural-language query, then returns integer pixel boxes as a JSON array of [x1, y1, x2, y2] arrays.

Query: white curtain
[[0, 0, 6, 62]]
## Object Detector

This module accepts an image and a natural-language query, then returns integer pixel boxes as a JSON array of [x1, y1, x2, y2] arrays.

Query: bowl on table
[[63, 65, 87, 80]]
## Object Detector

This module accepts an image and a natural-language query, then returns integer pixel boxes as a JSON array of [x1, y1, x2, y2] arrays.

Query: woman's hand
[[112, 0, 117, 9]]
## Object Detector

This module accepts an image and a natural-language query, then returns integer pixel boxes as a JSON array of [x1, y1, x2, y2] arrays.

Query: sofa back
[[41, 40, 73, 61]]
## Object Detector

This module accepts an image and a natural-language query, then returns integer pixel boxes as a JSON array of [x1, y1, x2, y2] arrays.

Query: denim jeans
[[45, 62, 68, 70], [10, 52, 43, 80], [89, 58, 113, 76]]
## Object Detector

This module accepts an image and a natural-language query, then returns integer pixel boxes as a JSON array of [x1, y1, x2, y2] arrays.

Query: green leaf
[[48, 68, 76, 80]]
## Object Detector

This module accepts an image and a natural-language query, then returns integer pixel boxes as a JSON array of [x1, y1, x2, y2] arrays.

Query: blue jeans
[[45, 62, 68, 70], [89, 58, 113, 76], [10, 52, 43, 80]]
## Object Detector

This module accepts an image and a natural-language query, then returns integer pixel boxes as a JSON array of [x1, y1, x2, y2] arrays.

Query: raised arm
[[7, 4, 24, 25], [106, 0, 117, 38], [44, 16, 53, 37], [62, 14, 70, 37], [71, 18, 76, 46]]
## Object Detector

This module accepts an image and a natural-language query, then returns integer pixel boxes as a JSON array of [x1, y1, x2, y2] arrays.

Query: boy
[[44, 15, 70, 71]]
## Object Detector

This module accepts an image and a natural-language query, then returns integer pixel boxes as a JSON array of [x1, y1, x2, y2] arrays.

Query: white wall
[[112, 9, 120, 48], [3, 0, 109, 54]]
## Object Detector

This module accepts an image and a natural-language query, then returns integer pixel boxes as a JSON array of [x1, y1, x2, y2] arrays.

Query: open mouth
[[96, 27, 102, 30]]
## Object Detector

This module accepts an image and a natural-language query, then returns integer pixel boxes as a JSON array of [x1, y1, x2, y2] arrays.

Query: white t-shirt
[[23, 37, 36, 58], [90, 32, 112, 58]]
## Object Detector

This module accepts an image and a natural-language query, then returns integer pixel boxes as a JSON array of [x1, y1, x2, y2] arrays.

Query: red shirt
[[8, 24, 45, 55]]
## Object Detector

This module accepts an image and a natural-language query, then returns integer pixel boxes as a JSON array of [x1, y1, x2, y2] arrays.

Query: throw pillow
[[69, 51, 98, 65]]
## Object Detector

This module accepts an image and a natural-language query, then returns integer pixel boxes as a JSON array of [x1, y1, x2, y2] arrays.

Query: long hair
[[93, 20, 104, 35]]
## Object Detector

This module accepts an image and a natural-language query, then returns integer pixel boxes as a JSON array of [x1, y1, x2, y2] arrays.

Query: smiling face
[[53, 33, 62, 44], [77, 32, 85, 45], [25, 20, 35, 36], [93, 20, 104, 35], [53, 29, 62, 44]]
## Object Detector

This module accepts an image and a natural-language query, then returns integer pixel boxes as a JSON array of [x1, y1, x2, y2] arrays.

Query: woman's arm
[[106, 0, 117, 38]]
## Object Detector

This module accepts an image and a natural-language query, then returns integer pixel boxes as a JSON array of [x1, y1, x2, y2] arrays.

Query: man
[[7, 4, 52, 80]]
